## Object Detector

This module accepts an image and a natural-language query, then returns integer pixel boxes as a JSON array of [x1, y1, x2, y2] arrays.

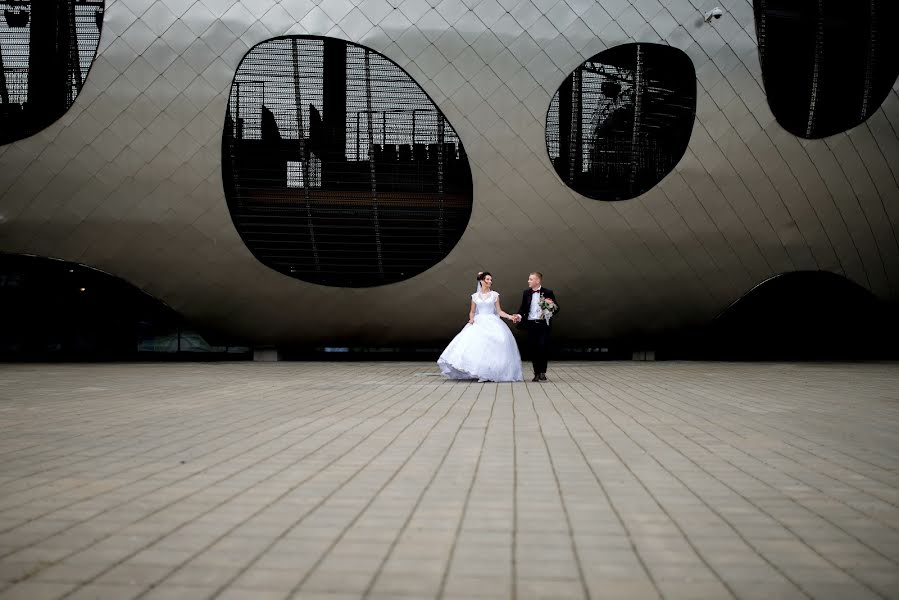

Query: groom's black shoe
[[531, 375, 540, 382], [538, 373, 548, 381]]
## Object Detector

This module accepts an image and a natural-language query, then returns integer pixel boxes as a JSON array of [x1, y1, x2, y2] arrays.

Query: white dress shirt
[[527, 287, 542, 320]]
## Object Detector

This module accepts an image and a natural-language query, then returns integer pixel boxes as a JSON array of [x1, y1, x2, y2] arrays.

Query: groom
[[512, 272, 559, 382]]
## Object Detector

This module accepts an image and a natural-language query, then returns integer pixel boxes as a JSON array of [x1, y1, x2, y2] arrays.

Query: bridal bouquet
[[539, 295, 558, 323]]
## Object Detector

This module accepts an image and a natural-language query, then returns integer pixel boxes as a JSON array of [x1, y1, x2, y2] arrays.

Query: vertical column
[[292, 39, 320, 273], [557, 76, 572, 182], [0, 43, 8, 106], [364, 49, 384, 278], [569, 68, 582, 186], [805, 0, 824, 137], [859, 0, 877, 119], [27, 0, 71, 120], [436, 118, 445, 253], [629, 44, 645, 194], [322, 38, 347, 170]]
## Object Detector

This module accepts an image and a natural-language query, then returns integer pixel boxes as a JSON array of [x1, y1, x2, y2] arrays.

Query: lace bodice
[[471, 290, 499, 315], [440, 289, 522, 381]]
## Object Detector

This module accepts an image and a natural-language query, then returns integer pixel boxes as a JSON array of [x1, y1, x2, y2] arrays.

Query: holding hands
[[472, 271, 524, 325]]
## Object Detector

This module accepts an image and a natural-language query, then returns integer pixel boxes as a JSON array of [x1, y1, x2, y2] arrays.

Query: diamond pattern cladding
[[0, 0, 897, 345]]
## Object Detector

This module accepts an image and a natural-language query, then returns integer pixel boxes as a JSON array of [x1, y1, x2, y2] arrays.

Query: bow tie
[[530, 289, 541, 294]]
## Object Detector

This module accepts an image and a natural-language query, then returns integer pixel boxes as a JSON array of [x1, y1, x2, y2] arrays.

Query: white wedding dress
[[438, 290, 524, 382]]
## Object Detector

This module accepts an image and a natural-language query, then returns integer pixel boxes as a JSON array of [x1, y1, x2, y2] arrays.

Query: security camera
[[704, 7, 723, 23]]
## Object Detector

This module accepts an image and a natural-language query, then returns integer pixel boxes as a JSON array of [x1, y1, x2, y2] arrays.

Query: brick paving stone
[[217, 590, 287, 600], [662, 580, 737, 599], [288, 594, 361, 600], [231, 567, 304, 592], [92, 562, 169, 587], [586, 579, 661, 599], [300, 569, 374, 594], [517, 577, 586, 599], [725, 581, 806, 600], [140, 585, 217, 599], [0, 361, 896, 600], [163, 563, 243, 587], [0, 581, 75, 599], [29, 561, 108, 584], [63, 583, 148, 600], [443, 574, 511, 598]]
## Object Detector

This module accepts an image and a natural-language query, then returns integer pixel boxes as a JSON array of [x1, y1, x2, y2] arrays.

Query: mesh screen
[[754, 0, 898, 139], [0, 0, 103, 144], [546, 43, 695, 201], [223, 36, 473, 288]]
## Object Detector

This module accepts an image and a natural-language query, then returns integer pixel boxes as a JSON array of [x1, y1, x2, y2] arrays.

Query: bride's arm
[[468, 300, 475, 324], [495, 297, 514, 321]]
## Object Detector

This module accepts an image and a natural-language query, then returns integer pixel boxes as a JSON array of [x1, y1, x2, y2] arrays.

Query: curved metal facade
[[0, 0, 897, 346]]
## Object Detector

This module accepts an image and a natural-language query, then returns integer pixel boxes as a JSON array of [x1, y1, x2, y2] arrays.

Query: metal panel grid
[[0, 0, 896, 345]]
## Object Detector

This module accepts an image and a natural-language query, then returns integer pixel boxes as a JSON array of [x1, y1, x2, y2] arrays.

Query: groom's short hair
[[530, 271, 543, 280]]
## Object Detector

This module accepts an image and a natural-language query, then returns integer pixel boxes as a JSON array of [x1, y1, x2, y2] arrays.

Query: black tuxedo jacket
[[516, 287, 559, 329]]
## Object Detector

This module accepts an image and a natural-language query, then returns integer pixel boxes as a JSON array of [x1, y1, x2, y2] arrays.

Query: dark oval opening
[[754, 0, 899, 138], [222, 36, 474, 288], [0, 0, 104, 145], [701, 271, 895, 360], [546, 42, 696, 201]]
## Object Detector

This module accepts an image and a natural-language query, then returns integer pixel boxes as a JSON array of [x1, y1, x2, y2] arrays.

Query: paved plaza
[[0, 362, 897, 600]]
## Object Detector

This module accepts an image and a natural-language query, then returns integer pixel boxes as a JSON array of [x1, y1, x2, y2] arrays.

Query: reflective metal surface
[[0, 0, 897, 345]]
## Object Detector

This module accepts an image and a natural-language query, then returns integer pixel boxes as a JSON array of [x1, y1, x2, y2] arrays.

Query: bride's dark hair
[[477, 271, 492, 282]]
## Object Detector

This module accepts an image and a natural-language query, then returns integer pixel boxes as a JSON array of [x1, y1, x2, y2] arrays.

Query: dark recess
[[222, 36, 474, 288], [546, 42, 696, 201], [660, 271, 898, 360], [0, 253, 248, 361], [754, 0, 899, 138], [0, 0, 104, 145]]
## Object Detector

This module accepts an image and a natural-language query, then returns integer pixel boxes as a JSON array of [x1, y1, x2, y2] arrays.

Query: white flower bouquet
[[538, 295, 558, 323]]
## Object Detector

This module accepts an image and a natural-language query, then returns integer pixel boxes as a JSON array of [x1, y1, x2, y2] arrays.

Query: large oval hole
[[546, 42, 696, 201], [754, 0, 899, 138], [0, 0, 104, 145], [222, 36, 474, 288]]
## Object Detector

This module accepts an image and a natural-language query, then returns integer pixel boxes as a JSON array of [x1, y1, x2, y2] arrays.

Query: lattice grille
[[546, 43, 695, 202], [0, 0, 103, 144], [223, 36, 473, 288], [754, 0, 898, 139]]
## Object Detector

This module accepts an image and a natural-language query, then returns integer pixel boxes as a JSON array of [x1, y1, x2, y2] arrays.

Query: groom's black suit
[[516, 287, 559, 377]]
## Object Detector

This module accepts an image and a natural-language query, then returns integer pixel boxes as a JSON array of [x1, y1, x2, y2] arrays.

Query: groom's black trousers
[[524, 320, 550, 375]]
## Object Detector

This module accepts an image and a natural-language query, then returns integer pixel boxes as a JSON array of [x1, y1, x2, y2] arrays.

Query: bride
[[438, 272, 524, 382]]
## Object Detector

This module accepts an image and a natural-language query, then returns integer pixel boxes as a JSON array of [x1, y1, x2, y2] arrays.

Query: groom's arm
[[549, 289, 559, 315], [516, 291, 529, 319]]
